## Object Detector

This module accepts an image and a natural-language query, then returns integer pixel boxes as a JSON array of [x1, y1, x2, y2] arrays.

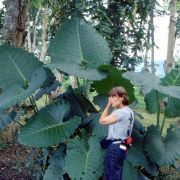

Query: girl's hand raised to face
[[107, 97, 112, 107]]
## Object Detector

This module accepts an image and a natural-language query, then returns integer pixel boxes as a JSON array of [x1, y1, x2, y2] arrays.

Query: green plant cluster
[[0, 17, 180, 179]]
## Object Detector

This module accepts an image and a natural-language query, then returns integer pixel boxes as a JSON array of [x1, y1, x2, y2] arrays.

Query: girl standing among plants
[[99, 86, 134, 180]]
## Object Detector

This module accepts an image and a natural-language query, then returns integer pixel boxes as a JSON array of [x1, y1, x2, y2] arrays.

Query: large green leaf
[[122, 161, 139, 180], [18, 102, 81, 147], [93, 95, 108, 109], [145, 69, 180, 117], [127, 141, 148, 167], [161, 68, 180, 86], [65, 137, 104, 180], [127, 119, 158, 176], [159, 69, 180, 117], [144, 125, 180, 166], [92, 65, 135, 104], [123, 71, 180, 99], [48, 18, 112, 80], [123, 71, 160, 95], [0, 45, 46, 109], [56, 88, 85, 119], [144, 90, 166, 114], [81, 113, 108, 138], [127, 142, 158, 176], [43, 144, 66, 180], [145, 90, 180, 117]]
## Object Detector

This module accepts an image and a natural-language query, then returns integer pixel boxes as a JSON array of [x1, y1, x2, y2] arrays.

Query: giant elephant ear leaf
[[160, 69, 180, 117], [144, 90, 166, 114], [144, 125, 180, 166], [48, 18, 112, 80], [65, 137, 103, 180], [18, 102, 81, 147], [92, 65, 135, 104], [43, 144, 66, 180], [0, 45, 46, 109], [123, 161, 139, 180], [123, 71, 180, 99], [145, 69, 180, 117], [123, 71, 160, 95]]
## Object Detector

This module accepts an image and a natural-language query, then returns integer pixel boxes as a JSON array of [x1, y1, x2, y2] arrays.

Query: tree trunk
[[3, 0, 29, 47], [166, 0, 177, 73], [27, 13, 32, 52], [150, 8, 156, 75], [39, 5, 48, 61], [32, 6, 41, 53], [3, 0, 19, 42], [142, 18, 151, 72]]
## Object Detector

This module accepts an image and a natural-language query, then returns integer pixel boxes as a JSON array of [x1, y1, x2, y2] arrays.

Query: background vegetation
[[0, 0, 180, 179]]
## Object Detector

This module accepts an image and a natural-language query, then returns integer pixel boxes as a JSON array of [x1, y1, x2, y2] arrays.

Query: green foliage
[[48, 17, 112, 80], [43, 144, 66, 180], [123, 161, 139, 180], [65, 136, 103, 180], [145, 125, 180, 166], [18, 102, 81, 147], [0, 45, 46, 109], [124, 71, 180, 117], [0, 14, 180, 179], [144, 69, 180, 117], [93, 65, 136, 104]]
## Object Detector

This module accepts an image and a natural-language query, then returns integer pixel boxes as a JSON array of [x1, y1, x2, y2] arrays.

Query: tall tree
[[3, 0, 29, 47], [166, 0, 177, 72]]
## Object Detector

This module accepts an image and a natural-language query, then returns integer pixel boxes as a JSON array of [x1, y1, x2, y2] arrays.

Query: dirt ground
[[0, 143, 41, 180]]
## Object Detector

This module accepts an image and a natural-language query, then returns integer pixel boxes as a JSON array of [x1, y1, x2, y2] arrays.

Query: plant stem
[[156, 90, 160, 128], [29, 96, 37, 114], [76, 77, 80, 93], [13, 120, 23, 127], [31, 95, 38, 112], [160, 113, 166, 134]]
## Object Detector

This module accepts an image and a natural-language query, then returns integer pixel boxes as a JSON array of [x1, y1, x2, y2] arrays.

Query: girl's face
[[109, 95, 123, 108]]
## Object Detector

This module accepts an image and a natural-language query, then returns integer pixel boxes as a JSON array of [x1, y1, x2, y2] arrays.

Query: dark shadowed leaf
[[81, 113, 108, 138], [123, 161, 139, 180], [144, 125, 180, 166], [34, 67, 60, 101], [144, 90, 166, 113], [65, 137, 103, 180], [56, 88, 85, 120], [43, 144, 66, 180], [93, 65, 135, 104], [93, 95, 108, 110], [144, 69, 180, 117]]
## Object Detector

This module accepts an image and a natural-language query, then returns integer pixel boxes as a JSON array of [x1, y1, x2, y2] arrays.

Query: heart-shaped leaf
[[18, 102, 81, 147], [65, 136, 103, 180], [44, 144, 66, 180], [48, 18, 112, 80], [93, 65, 135, 104], [144, 125, 180, 166], [0, 45, 46, 109]]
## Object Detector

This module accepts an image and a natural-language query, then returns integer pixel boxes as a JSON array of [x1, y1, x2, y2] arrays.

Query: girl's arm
[[99, 99, 118, 125]]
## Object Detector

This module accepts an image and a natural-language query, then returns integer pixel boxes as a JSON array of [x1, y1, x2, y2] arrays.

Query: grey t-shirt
[[107, 106, 134, 140]]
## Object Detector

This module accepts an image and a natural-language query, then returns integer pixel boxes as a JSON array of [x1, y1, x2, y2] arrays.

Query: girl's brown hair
[[109, 86, 129, 105]]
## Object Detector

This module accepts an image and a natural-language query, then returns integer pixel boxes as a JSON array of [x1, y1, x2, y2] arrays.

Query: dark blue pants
[[103, 143, 127, 180]]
